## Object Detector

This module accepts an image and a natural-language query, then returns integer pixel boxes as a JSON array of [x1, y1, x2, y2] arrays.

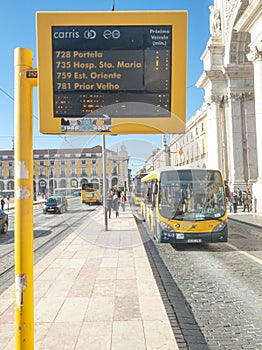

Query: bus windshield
[[82, 183, 99, 191], [158, 170, 226, 221]]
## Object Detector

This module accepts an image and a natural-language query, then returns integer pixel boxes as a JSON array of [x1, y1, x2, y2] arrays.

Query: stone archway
[[198, 1, 257, 192], [39, 179, 47, 193], [111, 177, 118, 188], [80, 178, 89, 185], [59, 179, 67, 188], [223, 11, 256, 189], [7, 181, 14, 190]]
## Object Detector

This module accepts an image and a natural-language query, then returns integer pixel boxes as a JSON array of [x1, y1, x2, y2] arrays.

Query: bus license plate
[[176, 233, 184, 239], [187, 239, 202, 243]]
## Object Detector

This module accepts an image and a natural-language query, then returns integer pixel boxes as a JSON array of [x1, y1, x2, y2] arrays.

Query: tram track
[[0, 205, 99, 293]]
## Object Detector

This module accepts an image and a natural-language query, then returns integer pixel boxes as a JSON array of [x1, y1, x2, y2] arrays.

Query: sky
[[0, 0, 213, 172]]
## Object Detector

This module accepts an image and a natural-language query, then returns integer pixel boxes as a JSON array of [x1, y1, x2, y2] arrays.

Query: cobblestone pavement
[[141, 219, 262, 350]]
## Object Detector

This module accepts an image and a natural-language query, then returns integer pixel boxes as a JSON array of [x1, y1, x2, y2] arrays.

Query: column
[[247, 44, 262, 212], [205, 95, 221, 170]]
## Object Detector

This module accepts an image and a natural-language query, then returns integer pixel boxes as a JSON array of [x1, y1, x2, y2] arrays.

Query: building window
[[112, 161, 118, 176], [92, 160, 97, 176], [60, 160, 65, 176], [202, 138, 206, 155], [201, 122, 204, 132], [40, 166, 45, 176], [8, 162, 13, 178]]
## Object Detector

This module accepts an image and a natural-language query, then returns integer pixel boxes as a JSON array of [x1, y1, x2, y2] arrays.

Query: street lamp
[[47, 149, 55, 195]]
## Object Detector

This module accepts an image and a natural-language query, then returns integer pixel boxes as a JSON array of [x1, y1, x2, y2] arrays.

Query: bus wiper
[[201, 215, 223, 221], [171, 212, 185, 220]]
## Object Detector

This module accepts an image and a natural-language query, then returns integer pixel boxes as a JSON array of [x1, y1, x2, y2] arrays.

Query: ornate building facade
[[0, 145, 129, 196], [168, 0, 262, 212], [197, 0, 261, 211], [169, 107, 207, 169]]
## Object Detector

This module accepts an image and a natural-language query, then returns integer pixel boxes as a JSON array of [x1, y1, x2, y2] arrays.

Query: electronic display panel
[[37, 11, 187, 134]]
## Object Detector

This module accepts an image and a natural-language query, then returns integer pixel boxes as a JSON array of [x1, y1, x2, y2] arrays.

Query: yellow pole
[[14, 48, 37, 350]]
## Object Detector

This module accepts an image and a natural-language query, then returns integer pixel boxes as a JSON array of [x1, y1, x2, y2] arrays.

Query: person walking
[[120, 193, 126, 212], [247, 190, 252, 212], [106, 191, 113, 219], [242, 190, 251, 212], [230, 191, 238, 213], [236, 188, 242, 206], [113, 193, 119, 218], [1, 197, 5, 210]]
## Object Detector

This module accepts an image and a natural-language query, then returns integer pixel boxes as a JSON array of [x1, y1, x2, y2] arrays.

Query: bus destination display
[[52, 25, 172, 132]]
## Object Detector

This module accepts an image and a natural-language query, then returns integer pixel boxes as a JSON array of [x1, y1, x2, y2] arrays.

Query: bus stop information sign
[[36, 11, 187, 134]]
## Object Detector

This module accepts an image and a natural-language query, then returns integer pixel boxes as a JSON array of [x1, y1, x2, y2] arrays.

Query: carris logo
[[103, 29, 120, 39], [83, 30, 96, 39], [53, 29, 80, 39]]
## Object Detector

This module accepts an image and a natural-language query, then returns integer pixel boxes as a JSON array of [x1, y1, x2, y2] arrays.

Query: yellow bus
[[132, 171, 148, 206], [141, 167, 228, 243], [81, 183, 102, 205]]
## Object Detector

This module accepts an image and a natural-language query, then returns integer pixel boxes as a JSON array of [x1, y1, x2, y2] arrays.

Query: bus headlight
[[212, 220, 227, 232], [159, 221, 174, 232]]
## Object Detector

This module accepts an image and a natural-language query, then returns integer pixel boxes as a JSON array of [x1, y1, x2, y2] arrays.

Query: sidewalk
[[0, 202, 178, 349], [227, 207, 262, 229]]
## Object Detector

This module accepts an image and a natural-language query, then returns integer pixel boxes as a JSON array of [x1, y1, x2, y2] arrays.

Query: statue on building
[[209, 5, 222, 37], [162, 135, 167, 148]]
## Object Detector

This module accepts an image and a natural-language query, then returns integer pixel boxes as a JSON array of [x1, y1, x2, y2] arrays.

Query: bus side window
[[147, 184, 152, 204]]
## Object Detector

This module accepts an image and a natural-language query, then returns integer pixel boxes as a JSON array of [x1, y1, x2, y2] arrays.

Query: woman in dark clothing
[[113, 193, 119, 218]]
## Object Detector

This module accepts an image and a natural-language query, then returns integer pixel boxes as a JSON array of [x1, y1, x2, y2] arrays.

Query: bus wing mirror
[[152, 183, 158, 195]]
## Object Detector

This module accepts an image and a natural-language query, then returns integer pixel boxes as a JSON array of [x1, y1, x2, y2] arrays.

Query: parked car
[[43, 195, 68, 214], [73, 190, 81, 197], [0, 209, 8, 234]]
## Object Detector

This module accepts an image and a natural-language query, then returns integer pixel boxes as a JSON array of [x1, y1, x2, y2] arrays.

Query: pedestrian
[[120, 193, 126, 212], [113, 193, 119, 218], [1, 197, 5, 210], [224, 181, 230, 202], [242, 190, 250, 212], [236, 188, 242, 206], [230, 191, 238, 213], [247, 190, 252, 212], [106, 191, 113, 218]]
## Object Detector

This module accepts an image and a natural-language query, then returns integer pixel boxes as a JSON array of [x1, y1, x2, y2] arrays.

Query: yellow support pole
[[14, 48, 37, 350]]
